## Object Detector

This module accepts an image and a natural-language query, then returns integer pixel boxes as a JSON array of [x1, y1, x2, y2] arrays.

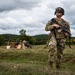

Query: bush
[[0, 35, 5, 46]]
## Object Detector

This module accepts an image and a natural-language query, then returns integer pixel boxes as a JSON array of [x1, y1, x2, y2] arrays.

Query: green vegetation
[[0, 45, 75, 75], [33, 34, 49, 45], [0, 33, 75, 46], [0, 35, 6, 46], [0, 34, 49, 45]]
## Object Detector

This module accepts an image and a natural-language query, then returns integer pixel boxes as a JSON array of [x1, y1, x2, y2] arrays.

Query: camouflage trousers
[[48, 36, 66, 68]]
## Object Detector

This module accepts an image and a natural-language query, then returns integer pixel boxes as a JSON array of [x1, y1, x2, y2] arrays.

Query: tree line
[[0, 34, 48, 46], [0, 29, 75, 46]]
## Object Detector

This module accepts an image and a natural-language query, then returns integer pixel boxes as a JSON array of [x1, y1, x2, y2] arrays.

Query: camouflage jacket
[[45, 18, 70, 39]]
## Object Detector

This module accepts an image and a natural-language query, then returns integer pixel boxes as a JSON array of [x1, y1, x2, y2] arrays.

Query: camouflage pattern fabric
[[45, 18, 70, 39], [48, 36, 66, 67], [45, 18, 70, 68], [48, 36, 57, 64]]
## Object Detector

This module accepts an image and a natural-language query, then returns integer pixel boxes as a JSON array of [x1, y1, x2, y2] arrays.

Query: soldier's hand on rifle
[[65, 33, 69, 37], [53, 24, 61, 28]]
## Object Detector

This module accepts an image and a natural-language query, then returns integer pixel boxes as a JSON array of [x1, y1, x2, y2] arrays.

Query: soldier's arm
[[68, 23, 70, 33], [45, 20, 54, 31], [66, 22, 71, 33], [65, 22, 71, 37]]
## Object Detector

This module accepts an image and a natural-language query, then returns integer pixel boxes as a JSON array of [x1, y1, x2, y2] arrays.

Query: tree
[[25, 35, 36, 44], [19, 29, 26, 35], [0, 35, 5, 46]]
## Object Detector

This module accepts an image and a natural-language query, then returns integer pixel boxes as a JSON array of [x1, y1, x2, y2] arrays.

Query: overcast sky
[[0, 0, 75, 36]]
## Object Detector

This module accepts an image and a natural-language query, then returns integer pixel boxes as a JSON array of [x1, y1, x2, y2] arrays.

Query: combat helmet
[[54, 7, 65, 15]]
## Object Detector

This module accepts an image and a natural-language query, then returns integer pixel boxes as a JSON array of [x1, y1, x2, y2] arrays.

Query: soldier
[[45, 7, 71, 72]]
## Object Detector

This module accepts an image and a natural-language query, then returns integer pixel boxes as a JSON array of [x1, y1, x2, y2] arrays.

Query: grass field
[[0, 45, 75, 75]]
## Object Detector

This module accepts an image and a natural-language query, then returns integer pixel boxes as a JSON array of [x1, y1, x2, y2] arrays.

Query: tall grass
[[0, 45, 75, 75]]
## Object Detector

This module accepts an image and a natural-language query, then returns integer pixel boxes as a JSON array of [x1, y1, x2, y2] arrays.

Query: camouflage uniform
[[45, 18, 70, 69]]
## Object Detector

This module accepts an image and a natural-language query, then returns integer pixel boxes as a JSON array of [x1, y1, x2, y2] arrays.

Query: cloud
[[0, 0, 75, 36], [61, 0, 75, 24], [0, 0, 41, 12], [71, 29, 75, 37]]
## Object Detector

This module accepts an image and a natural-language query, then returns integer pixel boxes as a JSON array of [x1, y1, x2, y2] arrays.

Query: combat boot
[[49, 61, 53, 69], [56, 65, 60, 70], [49, 61, 54, 75], [56, 65, 61, 75]]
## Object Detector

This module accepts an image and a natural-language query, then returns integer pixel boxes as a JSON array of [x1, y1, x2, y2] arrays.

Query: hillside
[[1, 34, 49, 39], [1, 34, 19, 39], [33, 34, 48, 38], [1, 34, 75, 45]]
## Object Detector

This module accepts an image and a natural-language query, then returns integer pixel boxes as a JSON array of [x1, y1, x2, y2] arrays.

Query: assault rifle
[[51, 18, 71, 48]]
